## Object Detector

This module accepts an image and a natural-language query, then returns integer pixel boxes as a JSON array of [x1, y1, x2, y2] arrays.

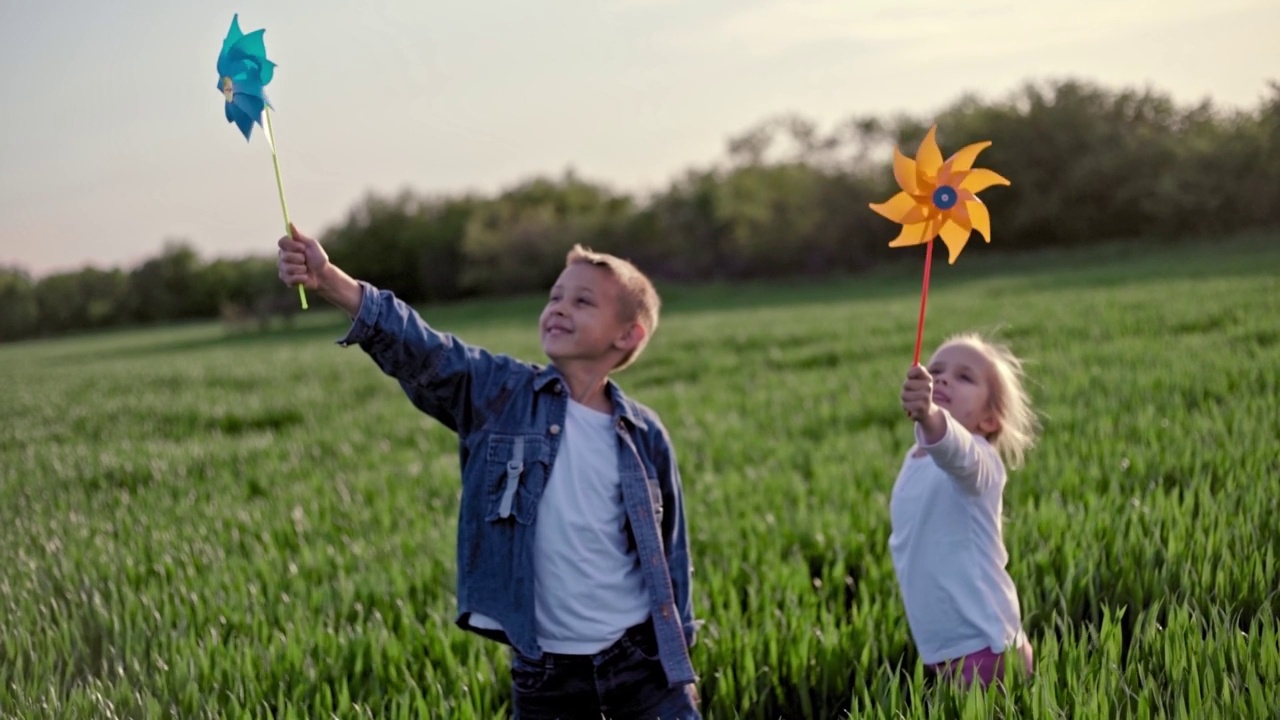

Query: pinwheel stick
[[913, 240, 934, 366], [263, 107, 307, 310]]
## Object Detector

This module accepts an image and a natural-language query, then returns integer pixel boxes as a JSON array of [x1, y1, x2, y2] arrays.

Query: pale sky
[[1, 0, 1276, 278]]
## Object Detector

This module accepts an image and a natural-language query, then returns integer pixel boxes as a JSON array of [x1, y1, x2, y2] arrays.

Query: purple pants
[[927, 642, 1034, 688]]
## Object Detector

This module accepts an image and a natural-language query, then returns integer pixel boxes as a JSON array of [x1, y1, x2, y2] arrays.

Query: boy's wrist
[[316, 264, 362, 317], [316, 263, 340, 295]]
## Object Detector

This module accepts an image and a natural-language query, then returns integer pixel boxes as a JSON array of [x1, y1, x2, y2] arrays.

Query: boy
[[277, 225, 702, 719]]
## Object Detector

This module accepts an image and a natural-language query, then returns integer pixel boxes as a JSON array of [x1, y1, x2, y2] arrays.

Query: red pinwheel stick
[[912, 240, 934, 366]]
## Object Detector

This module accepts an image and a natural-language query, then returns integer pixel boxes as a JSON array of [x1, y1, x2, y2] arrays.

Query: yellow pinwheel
[[869, 124, 1011, 364], [869, 125, 1010, 264]]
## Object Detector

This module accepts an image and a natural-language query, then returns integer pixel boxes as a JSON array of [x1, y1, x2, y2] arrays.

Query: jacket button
[[553, 382, 563, 393], [549, 424, 561, 435]]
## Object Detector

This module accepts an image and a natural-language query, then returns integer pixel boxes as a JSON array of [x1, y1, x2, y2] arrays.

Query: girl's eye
[[577, 298, 591, 306]]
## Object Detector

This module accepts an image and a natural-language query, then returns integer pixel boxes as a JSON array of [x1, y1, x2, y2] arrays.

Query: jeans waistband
[[535, 616, 656, 664]]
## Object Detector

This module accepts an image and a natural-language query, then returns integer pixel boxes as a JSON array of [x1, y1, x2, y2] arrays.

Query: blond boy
[[277, 227, 701, 719]]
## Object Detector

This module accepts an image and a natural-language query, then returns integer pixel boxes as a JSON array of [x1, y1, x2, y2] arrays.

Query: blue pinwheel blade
[[224, 99, 254, 141], [231, 76, 265, 99], [219, 14, 244, 61], [233, 56, 276, 86], [230, 29, 268, 63], [232, 92, 265, 120], [232, 109, 255, 141]]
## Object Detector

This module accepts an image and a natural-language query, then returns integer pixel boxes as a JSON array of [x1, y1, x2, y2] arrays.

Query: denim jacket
[[335, 281, 699, 687]]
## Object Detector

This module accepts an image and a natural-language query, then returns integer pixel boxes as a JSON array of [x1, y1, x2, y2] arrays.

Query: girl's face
[[926, 342, 1001, 439]]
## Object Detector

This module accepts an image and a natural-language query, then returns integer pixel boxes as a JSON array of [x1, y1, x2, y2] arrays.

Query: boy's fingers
[[289, 223, 319, 250]]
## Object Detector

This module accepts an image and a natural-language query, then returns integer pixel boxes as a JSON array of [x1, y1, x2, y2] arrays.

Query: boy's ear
[[614, 321, 646, 353]]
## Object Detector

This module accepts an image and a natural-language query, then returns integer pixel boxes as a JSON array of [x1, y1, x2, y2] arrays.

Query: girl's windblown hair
[[939, 331, 1040, 470]]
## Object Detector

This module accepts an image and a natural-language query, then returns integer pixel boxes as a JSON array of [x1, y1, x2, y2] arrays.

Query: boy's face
[[540, 263, 641, 366], [926, 342, 1000, 438]]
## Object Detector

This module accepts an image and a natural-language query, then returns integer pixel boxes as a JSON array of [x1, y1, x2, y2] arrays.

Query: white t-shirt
[[471, 399, 650, 654], [888, 409, 1027, 665]]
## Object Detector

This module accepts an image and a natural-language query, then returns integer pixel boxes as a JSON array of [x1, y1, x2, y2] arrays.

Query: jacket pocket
[[484, 433, 550, 525]]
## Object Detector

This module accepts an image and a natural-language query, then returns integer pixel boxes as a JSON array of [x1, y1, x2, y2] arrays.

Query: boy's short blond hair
[[565, 244, 661, 371]]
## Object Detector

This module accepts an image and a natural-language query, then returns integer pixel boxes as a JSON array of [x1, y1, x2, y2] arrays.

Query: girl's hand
[[901, 364, 935, 422]]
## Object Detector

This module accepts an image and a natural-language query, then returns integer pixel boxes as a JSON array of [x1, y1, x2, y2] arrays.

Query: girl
[[889, 331, 1039, 689]]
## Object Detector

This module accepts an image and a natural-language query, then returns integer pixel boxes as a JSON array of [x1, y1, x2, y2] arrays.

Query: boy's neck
[[551, 360, 615, 415]]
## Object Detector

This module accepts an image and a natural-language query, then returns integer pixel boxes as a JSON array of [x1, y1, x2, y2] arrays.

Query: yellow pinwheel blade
[[893, 148, 920, 195], [948, 199, 972, 230], [887, 221, 934, 248], [966, 200, 992, 243], [869, 191, 919, 223], [900, 204, 929, 225], [915, 125, 943, 179], [937, 219, 972, 264], [959, 168, 1011, 194], [945, 141, 992, 174]]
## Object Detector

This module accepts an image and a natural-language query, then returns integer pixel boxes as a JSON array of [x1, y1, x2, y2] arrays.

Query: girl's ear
[[977, 408, 1001, 438], [980, 418, 1000, 438]]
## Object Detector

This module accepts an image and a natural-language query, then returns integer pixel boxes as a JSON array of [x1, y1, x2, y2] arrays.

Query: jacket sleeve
[[336, 281, 515, 436]]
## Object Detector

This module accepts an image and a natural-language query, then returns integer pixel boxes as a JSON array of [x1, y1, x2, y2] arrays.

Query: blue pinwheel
[[216, 14, 277, 141], [213, 14, 307, 309]]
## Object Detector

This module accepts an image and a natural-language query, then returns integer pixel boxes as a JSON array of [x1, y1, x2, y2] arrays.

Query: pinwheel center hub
[[221, 77, 234, 102], [932, 186, 958, 210]]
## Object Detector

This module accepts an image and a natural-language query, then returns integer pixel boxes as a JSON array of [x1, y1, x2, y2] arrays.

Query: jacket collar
[[534, 364, 648, 431]]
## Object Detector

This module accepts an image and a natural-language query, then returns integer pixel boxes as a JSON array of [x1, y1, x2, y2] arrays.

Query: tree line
[[3, 76, 1277, 343]]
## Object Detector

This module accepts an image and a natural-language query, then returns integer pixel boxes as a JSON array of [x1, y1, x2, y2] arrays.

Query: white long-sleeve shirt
[[888, 410, 1027, 664]]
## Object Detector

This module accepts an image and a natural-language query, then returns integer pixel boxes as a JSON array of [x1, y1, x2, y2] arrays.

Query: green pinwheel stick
[[216, 14, 307, 310]]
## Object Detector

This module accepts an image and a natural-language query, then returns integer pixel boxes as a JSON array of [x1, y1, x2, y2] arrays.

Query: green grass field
[[2, 232, 1277, 719]]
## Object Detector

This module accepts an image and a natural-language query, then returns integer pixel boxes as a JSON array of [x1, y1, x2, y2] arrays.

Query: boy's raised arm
[[278, 226, 508, 435]]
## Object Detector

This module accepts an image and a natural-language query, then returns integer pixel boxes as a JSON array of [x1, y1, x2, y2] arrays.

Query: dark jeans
[[510, 619, 701, 720]]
